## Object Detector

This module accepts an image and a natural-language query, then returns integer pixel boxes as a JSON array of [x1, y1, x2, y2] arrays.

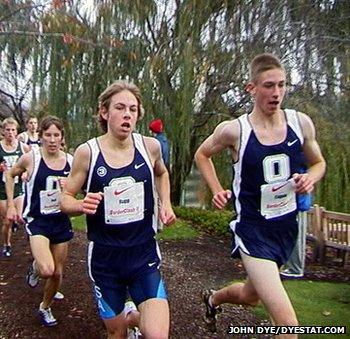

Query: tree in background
[[0, 0, 349, 210]]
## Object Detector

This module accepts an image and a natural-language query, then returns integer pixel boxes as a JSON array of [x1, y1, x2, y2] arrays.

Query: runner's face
[[3, 124, 17, 142], [26, 118, 38, 133], [41, 124, 63, 154], [104, 90, 139, 138], [250, 68, 286, 115]]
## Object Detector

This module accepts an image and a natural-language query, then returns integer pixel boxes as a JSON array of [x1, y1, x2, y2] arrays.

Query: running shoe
[[201, 289, 222, 333], [127, 327, 142, 339], [124, 300, 137, 316], [2, 245, 11, 257], [280, 269, 304, 278], [38, 302, 58, 327], [26, 261, 39, 288], [53, 291, 64, 300]]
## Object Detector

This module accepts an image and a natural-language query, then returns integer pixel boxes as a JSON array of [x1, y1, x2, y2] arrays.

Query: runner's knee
[[240, 284, 260, 307], [242, 291, 259, 307], [37, 263, 55, 278]]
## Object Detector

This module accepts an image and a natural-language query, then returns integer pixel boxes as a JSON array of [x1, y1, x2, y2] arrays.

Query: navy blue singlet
[[230, 109, 307, 265], [23, 149, 73, 223], [85, 133, 157, 248]]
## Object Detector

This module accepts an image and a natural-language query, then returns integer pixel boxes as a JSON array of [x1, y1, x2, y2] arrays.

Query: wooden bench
[[306, 205, 350, 269]]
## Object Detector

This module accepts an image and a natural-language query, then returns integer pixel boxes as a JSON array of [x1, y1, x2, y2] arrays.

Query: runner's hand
[[212, 190, 232, 210], [82, 192, 103, 215], [159, 204, 176, 226], [292, 173, 314, 194], [7, 205, 18, 222], [0, 161, 7, 172]]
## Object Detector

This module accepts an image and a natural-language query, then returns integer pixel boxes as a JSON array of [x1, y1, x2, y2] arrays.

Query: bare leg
[[211, 252, 298, 338], [138, 298, 169, 339], [42, 242, 68, 308]]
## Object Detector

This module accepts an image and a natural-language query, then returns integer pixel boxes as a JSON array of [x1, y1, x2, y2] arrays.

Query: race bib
[[260, 179, 296, 219], [2, 155, 20, 183], [40, 189, 61, 215], [104, 179, 144, 225]]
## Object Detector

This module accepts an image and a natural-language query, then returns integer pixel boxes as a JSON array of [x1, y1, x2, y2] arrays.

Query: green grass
[[71, 215, 86, 231], [71, 215, 199, 241], [156, 220, 199, 241], [251, 280, 350, 338]]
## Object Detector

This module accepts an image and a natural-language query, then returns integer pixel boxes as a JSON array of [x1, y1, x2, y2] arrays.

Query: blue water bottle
[[297, 193, 312, 211], [296, 167, 312, 211]]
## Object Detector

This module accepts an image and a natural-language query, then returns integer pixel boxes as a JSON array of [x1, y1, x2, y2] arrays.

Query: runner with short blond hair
[[195, 53, 326, 337]]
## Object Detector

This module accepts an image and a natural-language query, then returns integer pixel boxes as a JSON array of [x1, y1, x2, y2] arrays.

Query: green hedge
[[173, 206, 234, 236]]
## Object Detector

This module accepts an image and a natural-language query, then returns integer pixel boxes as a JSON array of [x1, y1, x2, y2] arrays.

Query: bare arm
[[293, 112, 326, 193], [17, 132, 26, 143], [60, 144, 103, 216], [22, 143, 31, 153], [5, 153, 30, 221], [194, 120, 240, 209], [145, 137, 176, 226]]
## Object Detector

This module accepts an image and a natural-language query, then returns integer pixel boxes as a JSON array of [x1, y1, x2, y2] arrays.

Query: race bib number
[[40, 189, 61, 215], [2, 155, 20, 183], [260, 179, 296, 219], [104, 178, 144, 225]]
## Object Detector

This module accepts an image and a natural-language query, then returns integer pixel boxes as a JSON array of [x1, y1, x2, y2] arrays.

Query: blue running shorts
[[88, 240, 167, 319], [26, 215, 73, 244]]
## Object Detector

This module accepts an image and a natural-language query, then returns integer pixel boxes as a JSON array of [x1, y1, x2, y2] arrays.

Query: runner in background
[[0, 117, 30, 257], [6, 116, 73, 326], [17, 115, 40, 150]]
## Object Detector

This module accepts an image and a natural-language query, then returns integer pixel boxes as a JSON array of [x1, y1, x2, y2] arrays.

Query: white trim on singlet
[[230, 114, 250, 232], [133, 133, 158, 234], [87, 241, 95, 282], [23, 148, 41, 223], [86, 138, 99, 192], [67, 153, 74, 167], [284, 109, 304, 145]]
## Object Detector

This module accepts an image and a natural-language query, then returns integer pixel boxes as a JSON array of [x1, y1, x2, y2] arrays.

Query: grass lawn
[[156, 220, 199, 240], [71, 215, 199, 241], [252, 280, 350, 338], [71, 215, 86, 231]]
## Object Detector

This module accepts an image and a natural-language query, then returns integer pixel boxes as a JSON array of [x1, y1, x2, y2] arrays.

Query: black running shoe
[[201, 289, 222, 333]]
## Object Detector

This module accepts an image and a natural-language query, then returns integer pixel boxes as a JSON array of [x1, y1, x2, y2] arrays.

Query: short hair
[[25, 115, 38, 124], [249, 53, 285, 83], [2, 117, 19, 129], [38, 116, 65, 139], [98, 80, 145, 133]]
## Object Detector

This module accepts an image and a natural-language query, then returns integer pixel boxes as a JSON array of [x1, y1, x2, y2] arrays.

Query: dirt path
[[0, 227, 348, 339]]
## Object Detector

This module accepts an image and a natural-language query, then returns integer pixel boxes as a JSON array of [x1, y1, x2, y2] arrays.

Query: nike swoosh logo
[[271, 182, 289, 192], [63, 171, 69, 175], [148, 262, 157, 267], [287, 139, 298, 147], [134, 163, 145, 170], [47, 191, 57, 196], [114, 187, 131, 196]]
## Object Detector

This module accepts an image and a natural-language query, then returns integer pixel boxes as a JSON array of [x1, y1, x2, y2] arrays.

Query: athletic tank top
[[22, 132, 41, 149], [231, 109, 306, 230], [85, 133, 157, 248], [23, 148, 73, 223], [0, 141, 26, 185]]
